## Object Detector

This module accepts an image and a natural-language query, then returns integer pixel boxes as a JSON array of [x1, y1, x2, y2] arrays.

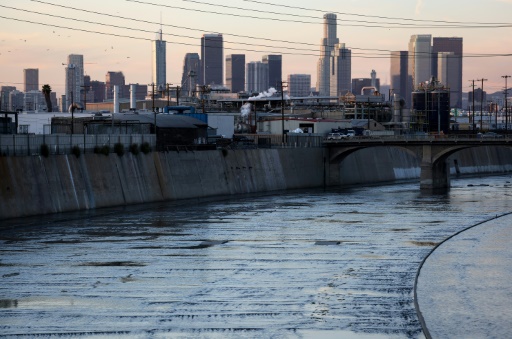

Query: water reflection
[[0, 175, 511, 338]]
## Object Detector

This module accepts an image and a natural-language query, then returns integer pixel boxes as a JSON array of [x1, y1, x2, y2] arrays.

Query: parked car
[[327, 133, 342, 140], [346, 130, 356, 138], [479, 132, 504, 139]]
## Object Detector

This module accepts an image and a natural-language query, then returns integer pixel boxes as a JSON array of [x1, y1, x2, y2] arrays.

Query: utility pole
[[176, 86, 181, 106], [279, 81, 288, 144], [149, 83, 156, 133], [81, 85, 90, 111], [477, 78, 487, 131], [503, 75, 511, 135], [469, 80, 476, 131], [166, 83, 171, 107]]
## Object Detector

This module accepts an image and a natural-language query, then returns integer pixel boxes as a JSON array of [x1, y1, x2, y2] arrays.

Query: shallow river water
[[1, 175, 512, 338]]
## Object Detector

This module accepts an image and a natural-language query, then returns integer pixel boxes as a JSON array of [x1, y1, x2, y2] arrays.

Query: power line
[[237, 0, 512, 26], [22, 1, 512, 57], [2, 10, 511, 60], [126, 0, 512, 28]]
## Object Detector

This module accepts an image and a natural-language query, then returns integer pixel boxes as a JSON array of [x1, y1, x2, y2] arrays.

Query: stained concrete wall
[[1, 145, 510, 220], [0, 148, 326, 220], [336, 146, 512, 186]]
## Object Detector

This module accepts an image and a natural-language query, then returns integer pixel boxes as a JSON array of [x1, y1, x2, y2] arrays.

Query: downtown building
[[246, 61, 268, 93], [201, 34, 223, 86], [105, 71, 126, 101], [152, 29, 167, 92], [408, 35, 432, 89], [330, 43, 351, 97], [181, 53, 200, 97], [390, 51, 411, 107], [432, 37, 463, 108], [65, 54, 84, 109], [225, 54, 245, 93], [352, 70, 380, 96], [317, 13, 339, 96], [288, 74, 311, 97], [23, 68, 39, 92], [262, 55, 282, 89]]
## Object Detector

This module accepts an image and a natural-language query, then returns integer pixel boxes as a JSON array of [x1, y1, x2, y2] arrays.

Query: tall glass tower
[[152, 29, 167, 92], [201, 34, 223, 86], [317, 13, 338, 96]]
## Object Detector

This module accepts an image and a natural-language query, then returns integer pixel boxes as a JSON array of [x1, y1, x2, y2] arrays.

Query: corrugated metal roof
[[113, 113, 208, 128]]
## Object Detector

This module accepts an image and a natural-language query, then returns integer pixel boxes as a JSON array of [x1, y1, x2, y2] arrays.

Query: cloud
[[415, 0, 424, 15]]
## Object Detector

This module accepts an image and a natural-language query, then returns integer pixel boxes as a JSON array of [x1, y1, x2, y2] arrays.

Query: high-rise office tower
[[433, 37, 463, 108], [288, 74, 311, 97], [201, 34, 223, 86], [152, 29, 167, 92], [181, 53, 200, 96], [330, 43, 351, 97], [317, 13, 339, 96], [226, 54, 245, 93], [262, 55, 282, 89], [246, 61, 268, 93], [90, 80, 105, 103], [1, 86, 16, 111], [105, 71, 126, 101], [390, 51, 411, 107], [23, 68, 39, 92], [408, 35, 432, 89], [65, 54, 84, 108]]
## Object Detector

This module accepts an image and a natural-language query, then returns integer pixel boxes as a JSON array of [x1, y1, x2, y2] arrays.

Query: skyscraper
[[23, 68, 39, 92], [180, 53, 200, 97], [390, 51, 411, 107], [433, 37, 463, 108], [246, 61, 268, 93], [66, 54, 84, 108], [288, 74, 311, 97], [317, 13, 339, 96], [152, 29, 167, 92], [408, 35, 432, 88], [105, 71, 126, 101], [226, 54, 245, 93], [330, 43, 351, 97], [262, 55, 282, 89], [201, 34, 223, 86]]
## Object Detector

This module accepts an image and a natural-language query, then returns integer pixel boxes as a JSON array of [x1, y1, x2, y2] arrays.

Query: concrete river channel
[[1, 175, 511, 338]]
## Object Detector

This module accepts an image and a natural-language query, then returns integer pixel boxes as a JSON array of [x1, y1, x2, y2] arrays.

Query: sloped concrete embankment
[[337, 146, 512, 185], [0, 148, 326, 220], [0, 145, 510, 220]]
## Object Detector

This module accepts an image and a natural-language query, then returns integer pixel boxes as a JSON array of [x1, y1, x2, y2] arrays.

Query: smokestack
[[130, 84, 137, 110], [113, 85, 119, 114]]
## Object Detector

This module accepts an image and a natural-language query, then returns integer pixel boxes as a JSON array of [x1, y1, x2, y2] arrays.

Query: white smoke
[[240, 103, 251, 118], [248, 87, 277, 100]]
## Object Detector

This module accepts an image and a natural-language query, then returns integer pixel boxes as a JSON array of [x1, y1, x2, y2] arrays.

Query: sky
[[1, 0, 511, 98]]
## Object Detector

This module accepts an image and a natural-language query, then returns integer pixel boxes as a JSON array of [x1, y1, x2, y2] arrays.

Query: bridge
[[324, 136, 512, 191]]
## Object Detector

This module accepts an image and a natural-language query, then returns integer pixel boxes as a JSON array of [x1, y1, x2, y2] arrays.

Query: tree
[[41, 84, 53, 113]]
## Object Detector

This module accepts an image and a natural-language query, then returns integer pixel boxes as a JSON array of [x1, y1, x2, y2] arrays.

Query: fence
[[0, 134, 156, 156]]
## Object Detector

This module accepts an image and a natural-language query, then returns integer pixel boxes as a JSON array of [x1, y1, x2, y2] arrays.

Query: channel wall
[[0, 146, 511, 220]]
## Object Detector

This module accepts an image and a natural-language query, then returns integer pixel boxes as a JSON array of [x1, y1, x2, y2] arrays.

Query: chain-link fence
[[0, 134, 156, 156]]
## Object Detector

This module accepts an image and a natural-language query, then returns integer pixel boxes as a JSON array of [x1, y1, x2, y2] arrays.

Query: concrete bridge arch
[[326, 140, 512, 191]]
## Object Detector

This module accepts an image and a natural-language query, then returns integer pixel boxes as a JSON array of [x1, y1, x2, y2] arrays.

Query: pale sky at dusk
[[1, 0, 511, 98]]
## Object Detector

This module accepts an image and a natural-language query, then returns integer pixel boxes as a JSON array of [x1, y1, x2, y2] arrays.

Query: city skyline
[[1, 0, 511, 99]]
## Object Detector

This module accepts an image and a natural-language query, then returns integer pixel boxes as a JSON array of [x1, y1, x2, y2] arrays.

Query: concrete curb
[[413, 211, 512, 339]]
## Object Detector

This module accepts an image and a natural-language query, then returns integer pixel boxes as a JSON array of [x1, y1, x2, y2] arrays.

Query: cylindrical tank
[[130, 84, 137, 110]]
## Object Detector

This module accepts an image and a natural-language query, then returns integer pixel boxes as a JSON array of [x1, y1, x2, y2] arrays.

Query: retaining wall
[[1, 146, 511, 220]]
